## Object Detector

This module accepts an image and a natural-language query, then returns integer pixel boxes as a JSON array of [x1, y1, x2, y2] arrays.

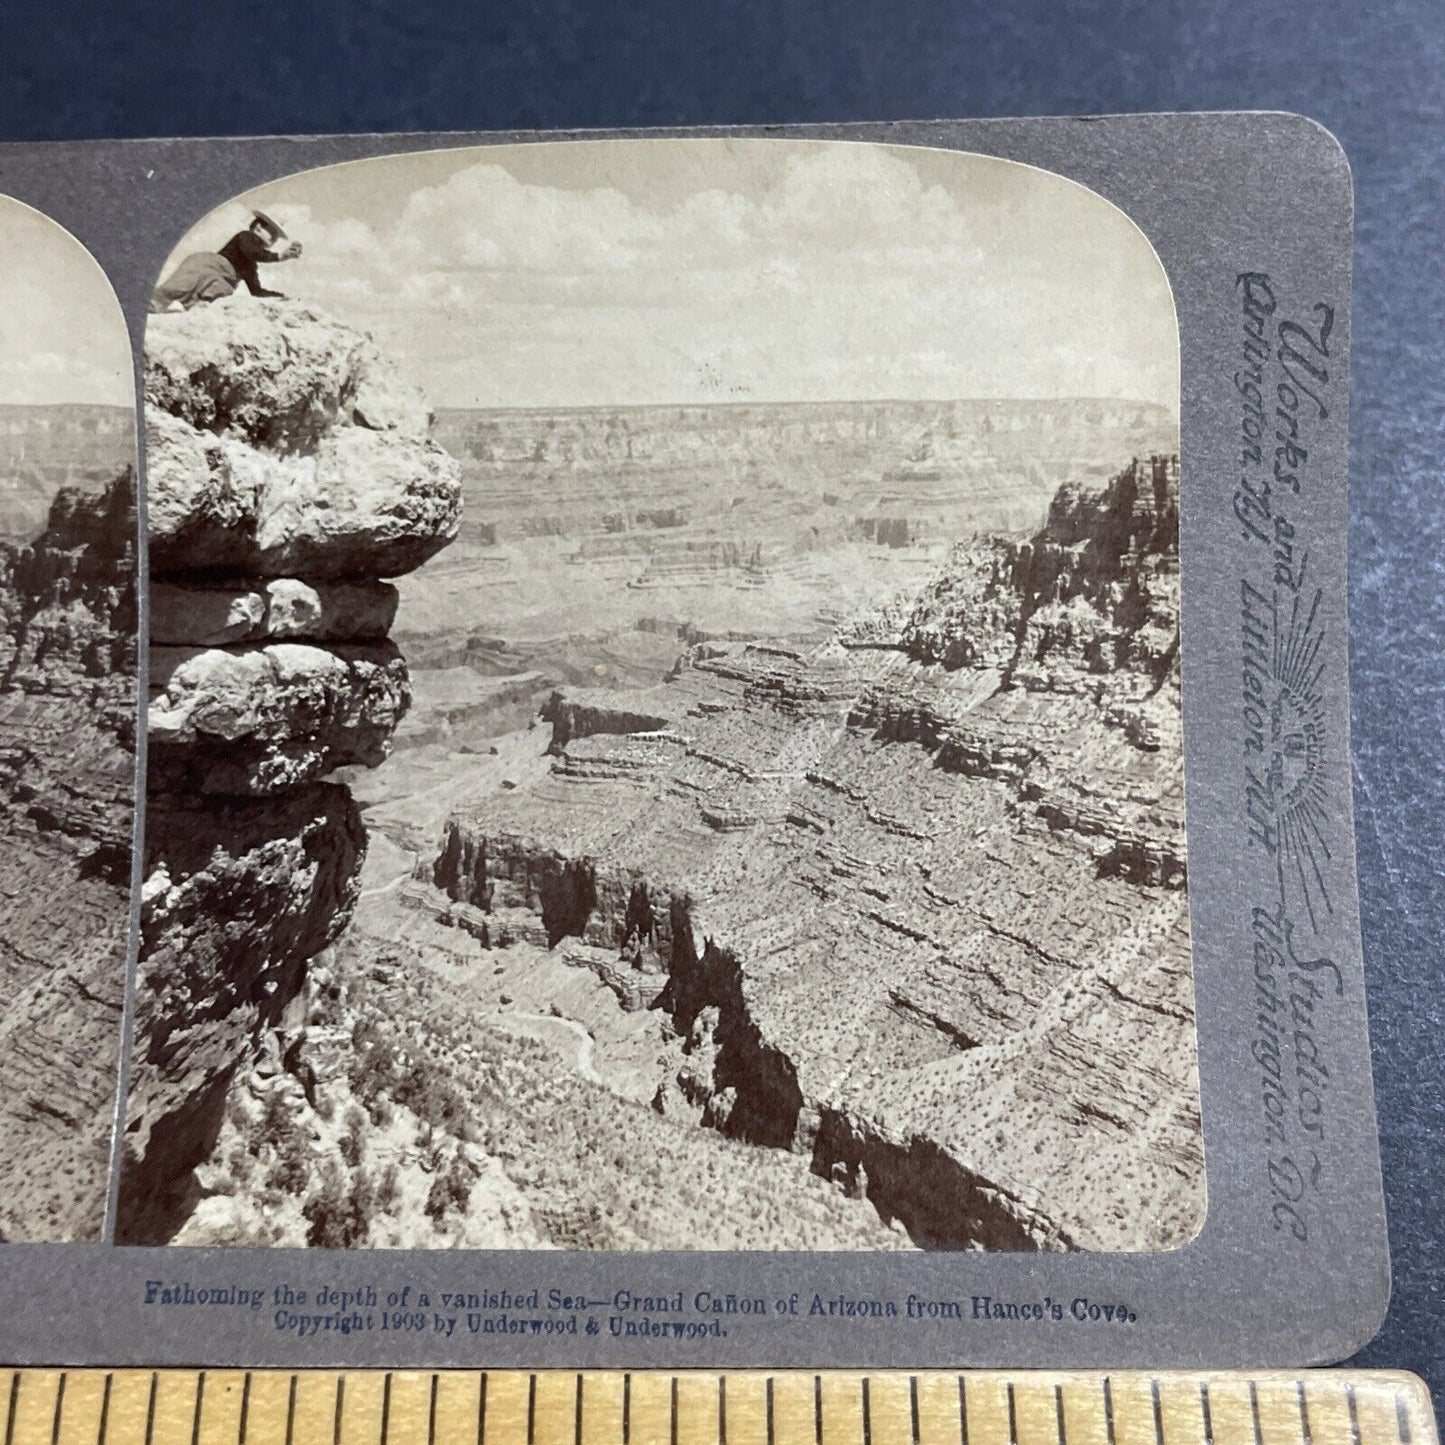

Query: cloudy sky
[[161, 139, 1178, 413], [0, 198, 133, 407]]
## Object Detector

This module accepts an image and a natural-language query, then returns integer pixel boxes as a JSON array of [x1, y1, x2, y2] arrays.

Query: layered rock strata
[[432, 399, 1174, 551], [433, 455, 1202, 1252], [117, 297, 460, 1240], [0, 404, 133, 541], [0, 468, 137, 1240]]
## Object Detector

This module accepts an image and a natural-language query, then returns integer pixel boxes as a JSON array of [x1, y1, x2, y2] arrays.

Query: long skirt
[[149, 252, 239, 312]]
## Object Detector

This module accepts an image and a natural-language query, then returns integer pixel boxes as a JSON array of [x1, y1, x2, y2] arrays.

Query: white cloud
[[0, 202, 133, 408], [156, 141, 1177, 413]]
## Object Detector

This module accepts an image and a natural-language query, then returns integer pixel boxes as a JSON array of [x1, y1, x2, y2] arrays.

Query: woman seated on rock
[[150, 210, 302, 311]]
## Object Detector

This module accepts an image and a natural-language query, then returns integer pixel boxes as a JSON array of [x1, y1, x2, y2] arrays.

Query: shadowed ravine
[[430, 825, 1069, 1251], [422, 453, 1202, 1253]]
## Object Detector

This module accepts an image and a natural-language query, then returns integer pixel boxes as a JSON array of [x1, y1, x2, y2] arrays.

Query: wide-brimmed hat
[[250, 209, 286, 240]]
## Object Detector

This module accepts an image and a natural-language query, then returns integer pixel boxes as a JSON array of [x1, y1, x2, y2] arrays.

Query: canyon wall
[[0, 404, 134, 541], [428, 399, 1176, 573], [0, 467, 136, 1239], [436, 399, 1171, 473], [432, 453, 1202, 1252], [117, 296, 460, 1241], [861, 454, 1186, 885]]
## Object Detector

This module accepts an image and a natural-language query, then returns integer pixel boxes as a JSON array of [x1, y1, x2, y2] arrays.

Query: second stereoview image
[[117, 138, 1202, 1254], [0, 194, 137, 1243]]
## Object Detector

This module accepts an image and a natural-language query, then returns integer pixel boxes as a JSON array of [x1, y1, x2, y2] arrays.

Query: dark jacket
[[218, 230, 283, 296]]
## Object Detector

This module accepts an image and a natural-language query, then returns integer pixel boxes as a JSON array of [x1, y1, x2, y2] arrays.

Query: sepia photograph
[[0, 195, 137, 1241], [118, 138, 1202, 1254]]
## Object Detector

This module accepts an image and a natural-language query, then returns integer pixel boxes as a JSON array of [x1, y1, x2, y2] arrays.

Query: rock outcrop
[[853, 455, 1186, 887], [148, 641, 411, 796], [117, 297, 460, 1241], [0, 467, 137, 1240], [897, 455, 1180, 686], [432, 455, 1201, 1252], [145, 300, 458, 579]]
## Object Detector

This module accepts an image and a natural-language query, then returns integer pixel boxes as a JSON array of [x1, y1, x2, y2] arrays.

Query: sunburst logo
[[1266, 582, 1332, 931]]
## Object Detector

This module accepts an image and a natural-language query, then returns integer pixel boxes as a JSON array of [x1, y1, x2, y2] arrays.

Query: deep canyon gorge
[[117, 298, 1201, 1254]]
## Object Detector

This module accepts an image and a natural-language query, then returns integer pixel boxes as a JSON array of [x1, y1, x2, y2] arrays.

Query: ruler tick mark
[[1201, 1383, 1215, 1445], [429, 1375, 438, 1445], [97, 1376, 111, 1445], [239, 1374, 252, 1445], [1008, 1383, 1019, 1445], [1346, 1385, 1362, 1445], [862, 1378, 872, 1445], [1396, 1394, 1412, 1445], [719, 1376, 727, 1445], [477, 1374, 488, 1445], [1152, 1378, 1165, 1445], [190, 1372, 205, 1445], [5, 1374, 17, 1445], [1298, 1382, 1313, 1445], [767, 1379, 776, 1445], [334, 1377, 345, 1445], [623, 1375, 631, 1445], [50, 1373, 66, 1445], [574, 1375, 583, 1445], [527, 1375, 536, 1445], [958, 1376, 969, 1445], [1249, 1383, 1263, 1445], [285, 1376, 297, 1445], [1103, 1378, 1117, 1445], [1054, 1384, 1065, 1445], [912, 1377, 922, 1445], [670, 1377, 678, 1445], [815, 1376, 823, 1445], [381, 1375, 392, 1445], [144, 1374, 158, 1445]]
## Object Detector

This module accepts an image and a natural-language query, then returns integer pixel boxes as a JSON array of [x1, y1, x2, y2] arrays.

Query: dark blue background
[[4, 0, 1441, 1405]]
